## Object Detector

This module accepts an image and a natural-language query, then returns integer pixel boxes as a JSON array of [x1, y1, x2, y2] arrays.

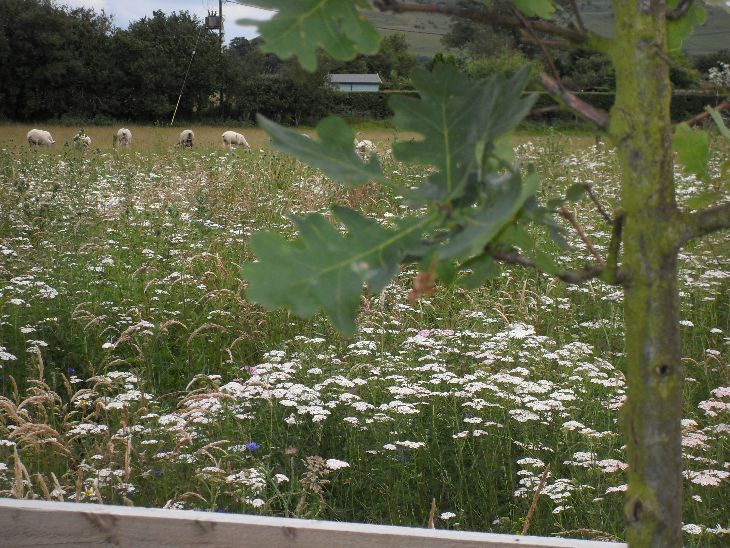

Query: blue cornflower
[[245, 441, 261, 451]]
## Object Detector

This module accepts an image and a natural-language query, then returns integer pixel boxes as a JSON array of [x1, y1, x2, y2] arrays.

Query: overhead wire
[[171, 24, 207, 126]]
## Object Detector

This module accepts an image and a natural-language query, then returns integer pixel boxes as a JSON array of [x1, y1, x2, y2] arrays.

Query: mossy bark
[[609, 1, 683, 546]]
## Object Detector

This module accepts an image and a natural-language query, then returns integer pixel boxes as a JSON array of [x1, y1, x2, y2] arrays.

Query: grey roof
[[327, 73, 383, 84]]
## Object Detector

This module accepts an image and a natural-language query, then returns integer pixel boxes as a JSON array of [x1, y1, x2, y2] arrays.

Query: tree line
[[0, 0, 726, 125], [0, 0, 417, 125]]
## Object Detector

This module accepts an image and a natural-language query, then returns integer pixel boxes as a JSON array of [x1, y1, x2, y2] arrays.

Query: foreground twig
[[522, 464, 551, 535], [683, 99, 730, 128], [680, 203, 730, 244], [559, 207, 606, 264], [539, 73, 610, 130]]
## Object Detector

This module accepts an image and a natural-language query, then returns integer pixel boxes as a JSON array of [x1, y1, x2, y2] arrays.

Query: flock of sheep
[[25, 128, 251, 149], [25, 127, 380, 159]]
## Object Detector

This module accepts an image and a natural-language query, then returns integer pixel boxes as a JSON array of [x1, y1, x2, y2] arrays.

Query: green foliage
[[391, 64, 535, 201], [259, 115, 384, 186], [706, 106, 730, 140], [442, 1, 519, 58], [673, 123, 710, 183], [238, 0, 381, 72], [243, 209, 436, 334], [510, 0, 555, 18], [465, 51, 543, 90], [666, 0, 707, 56], [245, 63, 541, 330]]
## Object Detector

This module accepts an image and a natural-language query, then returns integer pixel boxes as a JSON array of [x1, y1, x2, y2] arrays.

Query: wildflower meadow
[[0, 129, 727, 544]]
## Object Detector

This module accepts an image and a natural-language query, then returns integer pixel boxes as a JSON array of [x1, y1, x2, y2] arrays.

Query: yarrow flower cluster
[[708, 62, 730, 89]]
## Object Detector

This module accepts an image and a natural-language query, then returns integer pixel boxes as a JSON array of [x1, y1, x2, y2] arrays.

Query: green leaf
[[706, 106, 730, 140], [566, 183, 588, 202], [685, 191, 720, 210], [497, 225, 560, 275], [512, 0, 555, 19], [666, 0, 706, 56], [390, 64, 535, 202], [238, 0, 380, 71], [673, 122, 710, 182], [243, 209, 436, 334], [460, 255, 500, 289], [438, 168, 540, 260], [258, 114, 384, 187]]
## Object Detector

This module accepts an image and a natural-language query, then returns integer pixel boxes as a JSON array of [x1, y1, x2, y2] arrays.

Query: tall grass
[[0, 130, 728, 545]]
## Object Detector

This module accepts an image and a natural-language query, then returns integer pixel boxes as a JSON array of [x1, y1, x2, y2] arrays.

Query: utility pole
[[205, 4, 225, 117], [219, 0, 224, 119]]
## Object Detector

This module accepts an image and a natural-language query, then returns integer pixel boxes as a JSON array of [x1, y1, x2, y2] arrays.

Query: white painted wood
[[0, 498, 626, 548]]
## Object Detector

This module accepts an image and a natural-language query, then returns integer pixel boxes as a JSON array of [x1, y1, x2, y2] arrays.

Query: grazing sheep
[[73, 129, 91, 149], [116, 128, 132, 147], [178, 129, 194, 148], [221, 130, 250, 149], [355, 139, 376, 158], [27, 129, 55, 147]]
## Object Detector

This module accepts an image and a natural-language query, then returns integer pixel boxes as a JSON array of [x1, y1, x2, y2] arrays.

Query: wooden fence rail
[[0, 498, 626, 548]]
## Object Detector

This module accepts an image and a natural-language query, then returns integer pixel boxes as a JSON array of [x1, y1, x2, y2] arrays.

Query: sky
[[59, 0, 274, 42]]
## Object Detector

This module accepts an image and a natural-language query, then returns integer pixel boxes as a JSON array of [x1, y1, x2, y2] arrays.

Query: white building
[[327, 73, 383, 92]]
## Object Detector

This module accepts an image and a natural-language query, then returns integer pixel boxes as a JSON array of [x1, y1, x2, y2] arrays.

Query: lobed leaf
[[438, 168, 540, 260], [243, 209, 437, 334], [237, 0, 380, 72], [390, 64, 536, 203], [258, 114, 384, 187]]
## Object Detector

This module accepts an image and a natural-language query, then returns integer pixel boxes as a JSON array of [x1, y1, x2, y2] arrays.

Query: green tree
[[241, 1, 730, 547], [334, 33, 418, 87], [108, 10, 219, 121], [0, 0, 115, 121]]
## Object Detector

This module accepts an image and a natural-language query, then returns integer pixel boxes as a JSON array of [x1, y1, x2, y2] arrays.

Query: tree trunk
[[610, 1, 684, 546]]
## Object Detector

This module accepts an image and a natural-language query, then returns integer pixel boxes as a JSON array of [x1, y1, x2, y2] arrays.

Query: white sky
[[59, 0, 273, 42]]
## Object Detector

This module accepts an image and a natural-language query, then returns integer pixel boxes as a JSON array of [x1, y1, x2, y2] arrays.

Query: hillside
[[365, 1, 730, 59]]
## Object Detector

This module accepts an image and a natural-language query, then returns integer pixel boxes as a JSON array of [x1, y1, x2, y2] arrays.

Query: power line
[[374, 25, 447, 36]]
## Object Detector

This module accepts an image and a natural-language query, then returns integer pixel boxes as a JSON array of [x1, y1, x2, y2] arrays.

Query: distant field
[[0, 126, 275, 152], [365, 2, 730, 58], [0, 124, 419, 153]]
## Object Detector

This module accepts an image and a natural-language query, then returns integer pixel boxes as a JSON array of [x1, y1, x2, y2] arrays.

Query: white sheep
[[27, 129, 55, 147], [73, 130, 91, 149], [116, 128, 132, 147], [178, 129, 194, 148], [355, 139, 376, 158], [222, 130, 250, 149]]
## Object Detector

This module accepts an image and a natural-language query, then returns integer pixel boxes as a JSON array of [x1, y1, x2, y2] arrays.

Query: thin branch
[[559, 206, 605, 264], [666, 0, 694, 20], [602, 211, 624, 285], [683, 99, 730, 128], [513, 7, 562, 85], [540, 73, 610, 130], [680, 203, 730, 244], [567, 0, 586, 33], [490, 249, 609, 284], [372, 0, 590, 44], [585, 185, 613, 224], [519, 33, 571, 48]]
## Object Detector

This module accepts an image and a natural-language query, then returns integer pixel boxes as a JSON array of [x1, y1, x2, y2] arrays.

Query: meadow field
[[0, 125, 728, 544]]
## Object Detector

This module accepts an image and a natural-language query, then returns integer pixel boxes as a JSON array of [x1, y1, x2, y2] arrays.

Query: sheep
[[73, 129, 91, 149], [222, 130, 250, 149], [116, 128, 132, 147], [355, 139, 376, 158], [27, 129, 55, 147], [178, 129, 194, 148]]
